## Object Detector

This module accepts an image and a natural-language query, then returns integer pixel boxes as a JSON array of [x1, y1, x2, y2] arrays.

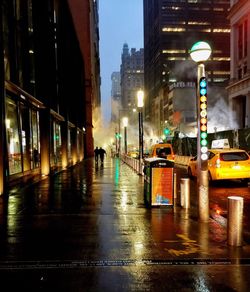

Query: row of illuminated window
[[161, 0, 225, 2], [165, 70, 230, 75], [163, 56, 230, 62], [162, 27, 230, 33], [162, 49, 225, 54], [168, 77, 228, 83], [162, 50, 230, 60], [162, 6, 228, 12]]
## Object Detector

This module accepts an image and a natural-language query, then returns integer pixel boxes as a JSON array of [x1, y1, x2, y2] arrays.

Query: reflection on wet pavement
[[0, 157, 250, 290]]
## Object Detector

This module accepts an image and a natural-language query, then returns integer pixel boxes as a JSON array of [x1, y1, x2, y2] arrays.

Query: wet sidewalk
[[0, 157, 250, 291]]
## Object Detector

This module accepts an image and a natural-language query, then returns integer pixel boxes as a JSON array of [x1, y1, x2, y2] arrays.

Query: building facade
[[111, 71, 121, 123], [0, 0, 100, 195], [227, 0, 250, 128], [120, 43, 144, 111], [143, 0, 231, 137]]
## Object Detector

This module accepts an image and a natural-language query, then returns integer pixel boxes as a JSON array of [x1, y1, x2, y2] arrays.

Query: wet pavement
[[0, 158, 250, 291]]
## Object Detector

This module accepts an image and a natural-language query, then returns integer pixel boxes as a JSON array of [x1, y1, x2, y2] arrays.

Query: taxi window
[[220, 152, 249, 161], [208, 152, 215, 160], [156, 147, 172, 156]]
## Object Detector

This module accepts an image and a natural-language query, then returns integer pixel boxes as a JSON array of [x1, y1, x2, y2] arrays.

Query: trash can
[[143, 157, 174, 207]]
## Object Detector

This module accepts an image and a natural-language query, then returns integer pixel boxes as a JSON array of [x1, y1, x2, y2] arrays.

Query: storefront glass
[[6, 95, 40, 175], [20, 102, 31, 171], [51, 121, 62, 167], [68, 128, 72, 163], [6, 97, 22, 175], [31, 110, 40, 168]]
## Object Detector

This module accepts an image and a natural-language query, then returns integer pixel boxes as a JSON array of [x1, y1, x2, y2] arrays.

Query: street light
[[122, 117, 128, 154], [137, 89, 144, 171], [190, 41, 212, 222]]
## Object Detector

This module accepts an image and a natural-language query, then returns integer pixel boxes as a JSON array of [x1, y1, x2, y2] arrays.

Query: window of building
[[213, 28, 230, 33], [238, 23, 243, 60], [162, 49, 186, 54], [213, 57, 230, 61], [244, 19, 248, 58], [237, 18, 248, 78], [31, 109, 40, 169], [51, 121, 62, 167], [162, 27, 186, 32], [6, 97, 22, 175], [20, 102, 30, 171]]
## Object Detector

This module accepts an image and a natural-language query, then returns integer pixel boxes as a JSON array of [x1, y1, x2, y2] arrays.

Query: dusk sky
[[99, 0, 143, 125]]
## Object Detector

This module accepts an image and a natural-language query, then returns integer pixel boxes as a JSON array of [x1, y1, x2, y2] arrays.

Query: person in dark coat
[[94, 147, 99, 163], [98, 147, 106, 164]]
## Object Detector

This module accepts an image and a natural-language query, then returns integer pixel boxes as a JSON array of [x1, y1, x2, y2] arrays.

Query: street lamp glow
[[190, 41, 212, 63], [122, 117, 128, 127], [137, 90, 144, 108]]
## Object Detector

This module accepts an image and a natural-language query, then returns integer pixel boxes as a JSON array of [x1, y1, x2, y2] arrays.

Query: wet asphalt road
[[0, 158, 250, 291]]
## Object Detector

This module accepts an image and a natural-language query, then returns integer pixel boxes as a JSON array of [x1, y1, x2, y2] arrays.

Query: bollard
[[227, 196, 244, 246], [174, 172, 177, 199], [180, 178, 190, 208]]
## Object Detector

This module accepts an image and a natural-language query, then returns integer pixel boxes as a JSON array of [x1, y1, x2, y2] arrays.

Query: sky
[[99, 0, 143, 126]]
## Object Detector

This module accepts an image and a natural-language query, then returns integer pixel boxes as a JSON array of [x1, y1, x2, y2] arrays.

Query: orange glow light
[[201, 125, 207, 131]]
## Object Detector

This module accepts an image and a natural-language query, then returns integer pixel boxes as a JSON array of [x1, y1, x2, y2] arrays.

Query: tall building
[[0, 0, 100, 194], [111, 72, 121, 123], [143, 0, 231, 136], [120, 43, 144, 112], [227, 0, 250, 128]]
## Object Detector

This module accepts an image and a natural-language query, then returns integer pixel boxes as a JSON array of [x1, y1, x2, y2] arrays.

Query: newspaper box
[[143, 158, 174, 207]]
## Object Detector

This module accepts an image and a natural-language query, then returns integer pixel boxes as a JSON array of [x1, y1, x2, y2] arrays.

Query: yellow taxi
[[149, 143, 175, 162], [127, 150, 139, 159], [188, 148, 250, 182]]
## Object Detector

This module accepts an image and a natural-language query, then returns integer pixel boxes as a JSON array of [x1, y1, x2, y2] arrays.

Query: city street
[[0, 158, 250, 291]]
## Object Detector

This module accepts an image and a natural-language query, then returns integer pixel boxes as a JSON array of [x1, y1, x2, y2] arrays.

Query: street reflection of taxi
[[188, 148, 250, 182]]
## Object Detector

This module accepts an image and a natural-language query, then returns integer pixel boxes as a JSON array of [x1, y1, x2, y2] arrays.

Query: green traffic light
[[201, 132, 207, 139], [164, 128, 170, 135], [201, 139, 208, 146]]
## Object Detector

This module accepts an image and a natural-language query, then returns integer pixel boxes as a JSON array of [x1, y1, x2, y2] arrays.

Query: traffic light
[[199, 77, 208, 161], [115, 132, 122, 139], [163, 128, 170, 136]]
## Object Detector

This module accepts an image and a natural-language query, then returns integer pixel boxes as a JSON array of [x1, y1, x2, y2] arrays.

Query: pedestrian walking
[[94, 146, 99, 163], [99, 147, 106, 164]]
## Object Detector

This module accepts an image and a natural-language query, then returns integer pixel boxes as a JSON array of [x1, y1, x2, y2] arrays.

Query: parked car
[[127, 151, 139, 159], [188, 148, 250, 182], [148, 143, 175, 162]]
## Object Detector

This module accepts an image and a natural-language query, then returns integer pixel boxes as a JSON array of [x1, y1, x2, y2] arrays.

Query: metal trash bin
[[143, 157, 174, 207]]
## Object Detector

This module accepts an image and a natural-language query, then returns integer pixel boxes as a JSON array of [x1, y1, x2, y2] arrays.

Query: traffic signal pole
[[197, 63, 209, 222]]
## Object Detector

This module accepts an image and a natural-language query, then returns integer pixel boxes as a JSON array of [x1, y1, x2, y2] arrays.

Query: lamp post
[[190, 41, 212, 222], [137, 89, 144, 171], [122, 117, 128, 154]]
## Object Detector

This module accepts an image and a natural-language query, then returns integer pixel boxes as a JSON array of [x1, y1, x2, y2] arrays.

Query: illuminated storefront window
[[31, 110, 40, 168], [6, 94, 40, 176], [68, 128, 72, 164], [51, 121, 62, 167], [6, 97, 22, 175]]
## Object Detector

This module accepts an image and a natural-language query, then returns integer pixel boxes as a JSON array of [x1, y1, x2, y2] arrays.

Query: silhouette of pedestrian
[[99, 147, 106, 164], [33, 148, 39, 167], [94, 147, 99, 163]]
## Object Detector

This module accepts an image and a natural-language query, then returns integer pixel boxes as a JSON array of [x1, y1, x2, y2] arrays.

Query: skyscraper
[[143, 0, 230, 135], [120, 43, 144, 111], [111, 71, 121, 123]]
